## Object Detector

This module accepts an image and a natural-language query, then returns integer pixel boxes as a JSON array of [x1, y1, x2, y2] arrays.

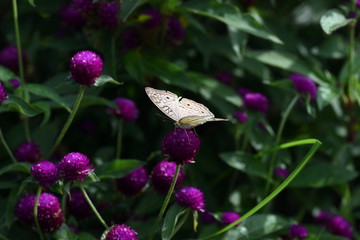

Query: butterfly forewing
[[145, 87, 180, 121], [178, 98, 214, 119]]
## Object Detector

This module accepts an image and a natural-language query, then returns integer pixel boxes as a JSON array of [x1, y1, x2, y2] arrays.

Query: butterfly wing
[[145, 87, 180, 121], [178, 98, 215, 119]]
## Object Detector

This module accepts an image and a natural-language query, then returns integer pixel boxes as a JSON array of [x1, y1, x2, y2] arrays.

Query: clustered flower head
[[70, 50, 103, 87], [0, 45, 26, 72], [200, 211, 216, 224], [67, 189, 92, 219], [0, 82, 8, 104], [314, 210, 332, 224], [141, 9, 162, 28], [60, 4, 85, 29], [166, 17, 185, 46], [162, 129, 200, 165], [289, 224, 308, 238], [243, 92, 269, 112], [274, 167, 290, 178], [104, 224, 139, 240], [72, 0, 96, 14], [16, 193, 63, 232], [15, 141, 41, 163], [8, 78, 20, 89], [108, 97, 139, 121], [215, 71, 233, 85], [99, 1, 118, 28], [150, 160, 186, 194], [289, 73, 317, 100], [116, 167, 148, 197], [175, 186, 205, 212], [31, 161, 59, 187], [220, 211, 241, 226], [314, 211, 352, 239], [57, 152, 94, 181], [233, 111, 248, 123]]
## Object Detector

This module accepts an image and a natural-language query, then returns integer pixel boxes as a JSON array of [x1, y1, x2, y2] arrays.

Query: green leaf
[[123, 51, 145, 83], [162, 204, 188, 240], [5, 187, 19, 228], [0, 95, 41, 116], [22, 84, 71, 112], [27, 0, 36, 7], [290, 161, 358, 188], [53, 224, 78, 240], [121, 0, 148, 21], [32, 101, 51, 126], [94, 75, 122, 87], [182, 0, 282, 44], [0, 163, 31, 177], [79, 232, 97, 240], [0, 66, 16, 81], [220, 152, 267, 179], [80, 95, 117, 108], [0, 181, 17, 189], [223, 214, 290, 240], [320, 9, 354, 35], [97, 159, 145, 179]]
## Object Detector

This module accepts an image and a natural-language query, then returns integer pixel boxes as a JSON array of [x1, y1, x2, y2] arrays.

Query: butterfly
[[145, 87, 228, 129]]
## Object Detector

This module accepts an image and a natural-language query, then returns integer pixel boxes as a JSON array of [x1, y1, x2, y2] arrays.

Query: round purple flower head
[[141, 9, 162, 28], [243, 92, 269, 112], [99, 1, 118, 28], [326, 216, 353, 239], [67, 189, 92, 219], [289, 224, 308, 238], [0, 45, 26, 72], [200, 211, 216, 225], [274, 167, 290, 178], [166, 17, 185, 46], [72, 0, 96, 14], [0, 82, 8, 104], [108, 97, 139, 121], [116, 167, 148, 197], [31, 161, 59, 187], [215, 71, 233, 85], [60, 4, 85, 29], [233, 111, 248, 123], [314, 210, 332, 224], [15, 141, 41, 163], [16, 193, 63, 232], [175, 186, 205, 212], [104, 224, 139, 240], [57, 152, 94, 181], [70, 50, 103, 87], [8, 78, 20, 89], [357, 0, 360, 7], [151, 160, 186, 194], [237, 87, 252, 98], [221, 211, 241, 226], [162, 129, 200, 165], [289, 73, 317, 100], [122, 28, 141, 52]]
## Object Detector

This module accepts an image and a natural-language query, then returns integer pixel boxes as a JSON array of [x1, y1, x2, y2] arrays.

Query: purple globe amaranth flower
[[175, 186, 205, 212], [166, 17, 185, 46], [357, 0, 360, 7], [72, 0, 96, 14], [233, 111, 248, 123], [31, 161, 59, 187], [215, 71, 233, 85], [104, 224, 139, 240], [16, 193, 63, 232], [60, 4, 85, 29], [122, 28, 141, 52], [67, 189, 92, 219], [314, 210, 332, 224], [162, 129, 200, 165], [326, 215, 353, 239], [15, 141, 41, 163], [116, 167, 148, 197], [243, 92, 269, 112], [221, 211, 241, 226], [200, 211, 216, 225], [289, 224, 308, 239], [70, 50, 103, 87], [8, 78, 20, 89], [108, 97, 139, 121], [348, 11, 356, 19], [151, 160, 186, 194], [140, 9, 162, 28], [0, 45, 27, 72], [289, 73, 317, 100], [237, 87, 252, 98], [99, 1, 118, 28], [274, 167, 290, 178], [0, 82, 8, 104], [57, 152, 94, 181]]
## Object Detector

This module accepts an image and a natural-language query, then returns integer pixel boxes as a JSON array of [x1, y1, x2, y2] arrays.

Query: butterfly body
[[145, 87, 228, 128]]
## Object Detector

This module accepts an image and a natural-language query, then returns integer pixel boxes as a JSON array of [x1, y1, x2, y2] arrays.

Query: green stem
[[79, 183, 109, 229], [11, 0, 25, 85], [47, 86, 86, 158], [115, 119, 124, 159], [34, 186, 45, 240], [0, 127, 17, 163], [265, 95, 299, 193], [61, 192, 67, 218], [149, 165, 181, 240], [198, 140, 322, 240]]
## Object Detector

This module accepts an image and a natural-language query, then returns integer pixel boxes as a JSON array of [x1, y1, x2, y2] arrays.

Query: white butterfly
[[145, 87, 228, 129]]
